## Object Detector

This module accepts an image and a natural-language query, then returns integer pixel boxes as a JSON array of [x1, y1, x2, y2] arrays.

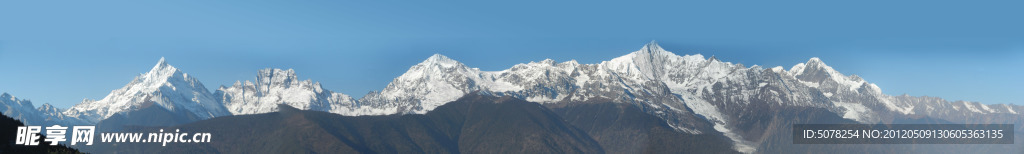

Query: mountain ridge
[[2, 42, 1020, 153]]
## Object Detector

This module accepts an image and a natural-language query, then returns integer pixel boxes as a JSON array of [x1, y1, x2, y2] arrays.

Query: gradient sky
[[1, 0, 1021, 108]]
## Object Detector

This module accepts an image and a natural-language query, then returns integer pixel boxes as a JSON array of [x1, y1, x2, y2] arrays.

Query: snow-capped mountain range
[[2, 42, 1020, 153], [214, 68, 357, 115], [1, 93, 77, 126], [1, 93, 45, 125]]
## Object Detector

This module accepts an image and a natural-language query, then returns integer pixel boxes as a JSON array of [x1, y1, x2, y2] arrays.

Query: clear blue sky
[[1, 0, 1021, 108]]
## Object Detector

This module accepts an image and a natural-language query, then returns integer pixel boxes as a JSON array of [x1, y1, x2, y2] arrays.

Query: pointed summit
[[140, 57, 183, 86], [637, 40, 675, 57], [802, 57, 834, 71], [789, 57, 831, 75], [64, 56, 230, 124], [634, 40, 676, 57], [154, 57, 170, 69], [605, 41, 683, 80], [709, 55, 719, 62], [146, 57, 179, 77], [419, 54, 463, 68], [642, 40, 663, 51], [426, 53, 453, 62], [793, 57, 847, 83]]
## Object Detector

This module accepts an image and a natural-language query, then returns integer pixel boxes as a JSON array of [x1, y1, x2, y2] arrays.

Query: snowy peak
[[133, 57, 193, 92], [4, 94, 79, 126], [366, 53, 487, 114], [258, 68, 297, 78], [807, 57, 823, 64], [398, 54, 477, 81], [0, 92, 47, 125], [36, 103, 68, 122], [789, 57, 873, 94], [143, 57, 183, 81], [1, 92, 35, 110], [150, 57, 175, 73], [797, 57, 843, 76], [154, 57, 170, 70], [640, 41, 666, 53], [605, 41, 685, 80], [401, 54, 475, 79], [217, 68, 357, 115], [0, 93, 28, 107], [634, 41, 678, 60], [420, 54, 464, 68], [803, 57, 830, 71], [256, 68, 301, 89], [63, 57, 229, 124], [792, 57, 836, 80], [37, 103, 57, 112]]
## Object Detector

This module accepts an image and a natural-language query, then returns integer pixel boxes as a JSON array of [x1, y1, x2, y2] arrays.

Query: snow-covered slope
[[215, 68, 357, 115], [349, 41, 1021, 153], [357, 54, 481, 114], [0, 93, 46, 125], [36, 103, 83, 125], [63, 58, 230, 124], [0, 93, 80, 126]]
